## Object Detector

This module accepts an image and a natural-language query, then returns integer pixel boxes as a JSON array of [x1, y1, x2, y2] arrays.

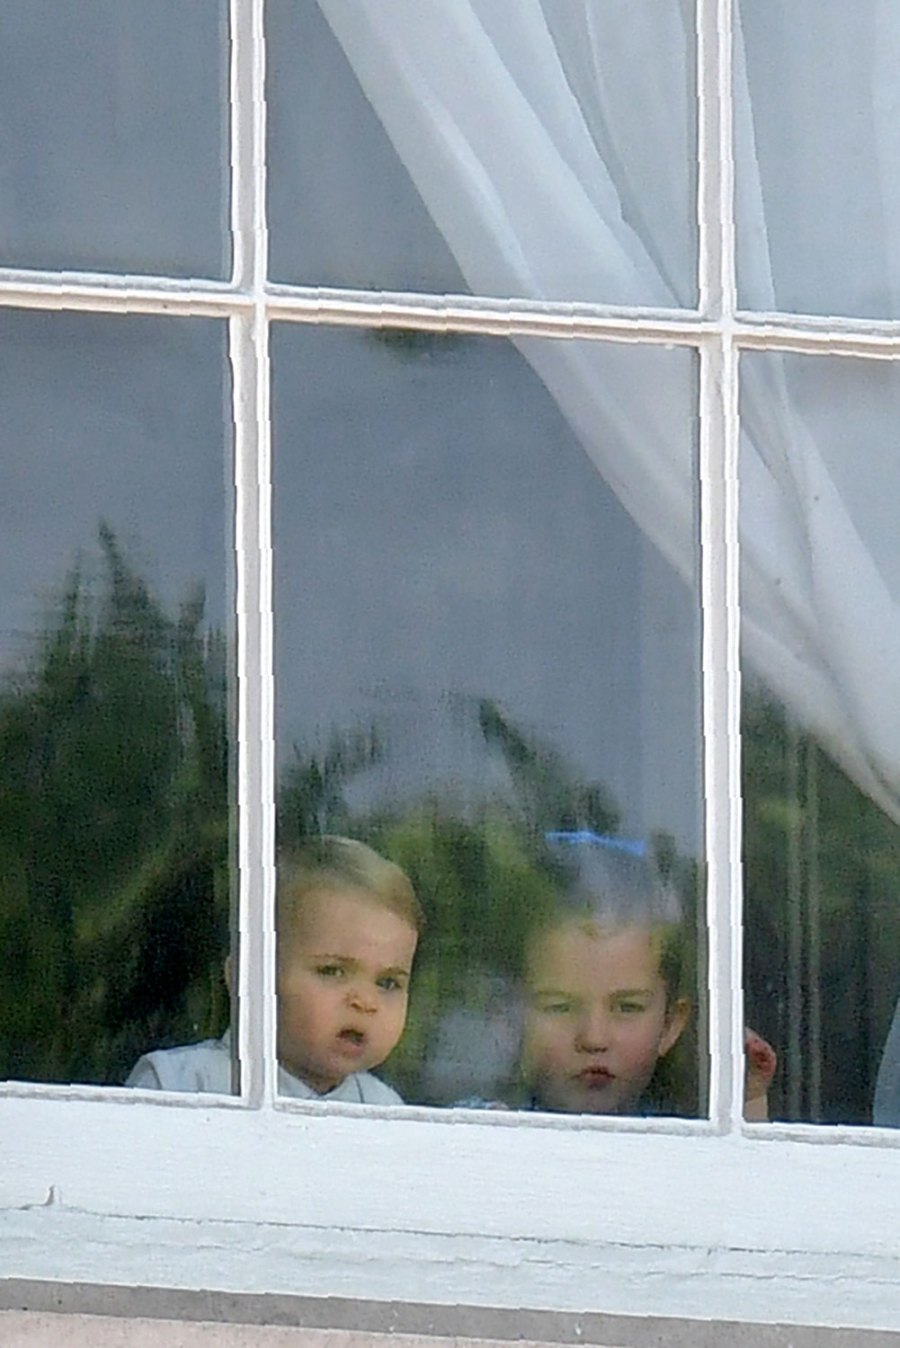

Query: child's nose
[[575, 1010, 612, 1052], [347, 982, 378, 1014]]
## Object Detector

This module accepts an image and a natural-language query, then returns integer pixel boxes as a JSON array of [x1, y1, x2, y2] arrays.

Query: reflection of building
[[340, 692, 520, 819], [274, 327, 703, 855]]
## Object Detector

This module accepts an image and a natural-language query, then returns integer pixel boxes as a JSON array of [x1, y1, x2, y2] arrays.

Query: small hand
[[743, 1026, 777, 1121]]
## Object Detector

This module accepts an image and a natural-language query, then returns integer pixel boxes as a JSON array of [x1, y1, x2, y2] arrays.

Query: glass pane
[[0, 1, 229, 278], [267, 0, 697, 306], [272, 325, 705, 1116], [740, 351, 900, 1125], [737, 0, 899, 319], [0, 310, 234, 1090]]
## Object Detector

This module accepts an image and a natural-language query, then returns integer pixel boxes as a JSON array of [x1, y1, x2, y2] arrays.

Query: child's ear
[[659, 996, 691, 1058]]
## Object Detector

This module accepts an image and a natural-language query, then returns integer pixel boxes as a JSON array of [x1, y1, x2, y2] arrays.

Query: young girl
[[518, 839, 775, 1118]]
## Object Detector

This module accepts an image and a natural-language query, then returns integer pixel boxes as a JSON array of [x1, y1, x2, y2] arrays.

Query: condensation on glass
[[266, 0, 698, 306], [271, 325, 706, 1116], [740, 350, 900, 1126], [736, 0, 900, 319], [0, 1, 229, 278], [0, 310, 235, 1090]]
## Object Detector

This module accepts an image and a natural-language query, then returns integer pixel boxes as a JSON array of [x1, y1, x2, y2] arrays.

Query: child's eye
[[615, 1000, 648, 1015], [540, 999, 574, 1015], [377, 975, 406, 992], [316, 964, 345, 979]]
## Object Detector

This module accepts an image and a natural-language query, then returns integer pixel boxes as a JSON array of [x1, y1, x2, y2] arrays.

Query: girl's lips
[[577, 1066, 614, 1086]]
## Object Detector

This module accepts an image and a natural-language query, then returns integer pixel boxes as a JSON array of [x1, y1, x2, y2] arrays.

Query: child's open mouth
[[337, 1028, 366, 1052]]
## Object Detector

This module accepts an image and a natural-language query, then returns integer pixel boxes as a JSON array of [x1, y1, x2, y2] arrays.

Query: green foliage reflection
[[0, 527, 229, 1084], [743, 688, 900, 1124]]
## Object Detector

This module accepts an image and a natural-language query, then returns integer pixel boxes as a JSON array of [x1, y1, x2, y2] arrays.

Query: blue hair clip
[[544, 829, 647, 859]]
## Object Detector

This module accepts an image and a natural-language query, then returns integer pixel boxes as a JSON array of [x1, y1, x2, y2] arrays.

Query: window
[[2, 0, 899, 1335]]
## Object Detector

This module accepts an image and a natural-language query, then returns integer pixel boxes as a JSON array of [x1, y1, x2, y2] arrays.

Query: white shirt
[[125, 1032, 404, 1104]]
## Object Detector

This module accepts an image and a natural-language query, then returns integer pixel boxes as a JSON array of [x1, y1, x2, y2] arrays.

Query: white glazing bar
[[0, 271, 245, 316], [734, 318, 900, 358], [696, 0, 723, 319], [230, 0, 278, 1108], [737, 309, 900, 340], [697, 0, 744, 1131], [716, 0, 737, 327], [229, 0, 253, 293], [7, 271, 900, 357], [698, 334, 743, 1135], [266, 291, 712, 343]]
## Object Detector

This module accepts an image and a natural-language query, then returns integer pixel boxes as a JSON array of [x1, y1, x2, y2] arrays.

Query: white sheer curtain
[[317, 0, 900, 829]]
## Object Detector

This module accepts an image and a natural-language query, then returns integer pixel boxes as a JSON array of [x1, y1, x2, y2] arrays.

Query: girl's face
[[522, 920, 689, 1114]]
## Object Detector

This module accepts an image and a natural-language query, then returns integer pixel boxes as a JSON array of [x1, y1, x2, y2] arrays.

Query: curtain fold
[[316, 0, 900, 822]]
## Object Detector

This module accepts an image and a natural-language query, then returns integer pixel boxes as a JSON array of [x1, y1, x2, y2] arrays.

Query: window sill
[[3, 1092, 900, 1331]]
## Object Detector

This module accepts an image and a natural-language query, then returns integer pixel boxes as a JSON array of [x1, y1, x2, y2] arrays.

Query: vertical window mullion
[[230, 0, 278, 1107], [697, 0, 745, 1131]]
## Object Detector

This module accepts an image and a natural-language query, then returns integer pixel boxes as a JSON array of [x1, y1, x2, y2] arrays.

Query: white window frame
[[2, 0, 899, 1333]]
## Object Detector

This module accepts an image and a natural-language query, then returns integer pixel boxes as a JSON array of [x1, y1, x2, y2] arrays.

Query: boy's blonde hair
[[277, 835, 425, 942]]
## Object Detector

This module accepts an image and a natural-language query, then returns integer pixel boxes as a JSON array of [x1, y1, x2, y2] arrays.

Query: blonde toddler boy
[[127, 836, 423, 1103]]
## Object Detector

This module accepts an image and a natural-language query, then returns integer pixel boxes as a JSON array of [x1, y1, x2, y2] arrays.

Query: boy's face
[[277, 886, 417, 1094], [522, 921, 689, 1115]]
